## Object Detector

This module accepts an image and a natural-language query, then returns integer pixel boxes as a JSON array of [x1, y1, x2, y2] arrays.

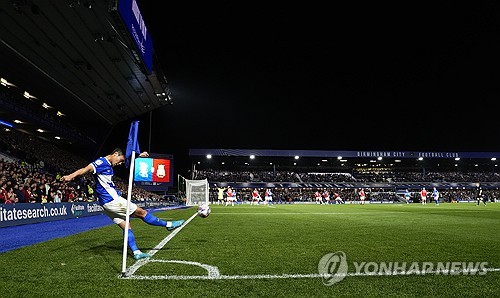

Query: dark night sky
[[106, 2, 500, 176]]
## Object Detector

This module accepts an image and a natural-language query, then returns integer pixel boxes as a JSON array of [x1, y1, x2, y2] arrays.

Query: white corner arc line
[[150, 259, 220, 278], [123, 212, 198, 277]]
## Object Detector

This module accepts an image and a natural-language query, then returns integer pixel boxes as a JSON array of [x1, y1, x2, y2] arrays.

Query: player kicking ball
[[61, 148, 185, 260]]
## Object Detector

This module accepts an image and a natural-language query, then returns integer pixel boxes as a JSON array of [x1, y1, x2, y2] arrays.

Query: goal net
[[179, 176, 209, 206]]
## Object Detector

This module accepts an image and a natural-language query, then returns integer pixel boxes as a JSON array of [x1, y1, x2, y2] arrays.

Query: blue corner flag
[[125, 121, 140, 168]]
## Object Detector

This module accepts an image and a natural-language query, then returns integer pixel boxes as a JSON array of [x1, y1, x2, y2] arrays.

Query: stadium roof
[[0, 0, 171, 155], [189, 149, 500, 172], [189, 149, 500, 159]]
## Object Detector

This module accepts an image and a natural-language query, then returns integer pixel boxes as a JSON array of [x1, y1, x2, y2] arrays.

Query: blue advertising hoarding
[[0, 202, 104, 228]]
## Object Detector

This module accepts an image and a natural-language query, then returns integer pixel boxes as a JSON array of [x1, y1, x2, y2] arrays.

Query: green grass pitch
[[1, 203, 499, 297]]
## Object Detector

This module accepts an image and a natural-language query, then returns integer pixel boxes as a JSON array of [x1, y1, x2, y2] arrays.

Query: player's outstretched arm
[[61, 164, 93, 182]]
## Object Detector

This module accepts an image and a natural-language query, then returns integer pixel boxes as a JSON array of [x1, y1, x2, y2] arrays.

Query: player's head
[[109, 148, 125, 166]]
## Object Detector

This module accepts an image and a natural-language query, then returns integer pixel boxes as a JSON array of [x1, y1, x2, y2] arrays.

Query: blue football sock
[[126, 229, 139, 252], [143, 213, 168, 227]]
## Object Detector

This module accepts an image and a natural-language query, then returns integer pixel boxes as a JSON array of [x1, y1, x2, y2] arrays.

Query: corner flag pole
[[121, 150, 136, 275], [122, 121, 140, 276]]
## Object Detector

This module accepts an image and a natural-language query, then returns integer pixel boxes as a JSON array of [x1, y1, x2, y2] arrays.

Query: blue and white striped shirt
[[90, 157, 122, 205]]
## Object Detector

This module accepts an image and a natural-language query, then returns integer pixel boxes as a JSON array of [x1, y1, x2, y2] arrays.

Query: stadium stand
[[188, 148, 500, 204]]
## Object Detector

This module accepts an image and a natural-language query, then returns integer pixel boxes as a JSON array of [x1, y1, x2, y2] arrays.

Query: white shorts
[[227, 197, 236, 201], [360, 196, 365, 201], [102, 196, 138, 224], [265, 196, 272, 201]]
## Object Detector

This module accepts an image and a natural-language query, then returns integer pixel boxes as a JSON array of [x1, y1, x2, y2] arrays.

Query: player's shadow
[[80, 239, 130, 272]]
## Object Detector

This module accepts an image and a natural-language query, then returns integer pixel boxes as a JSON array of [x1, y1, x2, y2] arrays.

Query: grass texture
[[0, 203, 498, 297]]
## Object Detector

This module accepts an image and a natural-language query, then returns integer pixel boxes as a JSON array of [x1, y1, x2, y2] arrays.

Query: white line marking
[[120, 209, 499, 281], [211, 212, 409, 215], [147, 260, 220, 278], [121, 261, 500, 280], [122, 212, 198, 277]]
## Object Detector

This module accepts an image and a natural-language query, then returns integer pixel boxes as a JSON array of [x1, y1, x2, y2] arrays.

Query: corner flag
[[125, 121, 140, 168], [122, 120, 140, 276]]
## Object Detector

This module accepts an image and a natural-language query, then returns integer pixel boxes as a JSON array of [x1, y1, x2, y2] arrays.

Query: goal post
[[178, 175, 209, 206]]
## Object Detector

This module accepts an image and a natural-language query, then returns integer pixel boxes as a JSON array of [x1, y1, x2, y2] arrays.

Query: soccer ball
[[197, 204, 211, 218]]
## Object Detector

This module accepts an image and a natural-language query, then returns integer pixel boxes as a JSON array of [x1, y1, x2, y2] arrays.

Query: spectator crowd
[[0, 128, 165, 205], [1, 127, 499, 205]]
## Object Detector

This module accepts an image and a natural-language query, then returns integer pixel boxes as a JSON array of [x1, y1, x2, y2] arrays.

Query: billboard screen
[[133, 155, 173, 191]]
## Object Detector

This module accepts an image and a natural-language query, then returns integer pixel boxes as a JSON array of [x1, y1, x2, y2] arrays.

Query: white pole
[[121, 150, 136, 276]]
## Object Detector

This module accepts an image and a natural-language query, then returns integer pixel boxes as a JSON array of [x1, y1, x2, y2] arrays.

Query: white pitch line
[[122, 267, 500, 280], [211, 211, 409, 215], [122, 212, 198, 277]]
